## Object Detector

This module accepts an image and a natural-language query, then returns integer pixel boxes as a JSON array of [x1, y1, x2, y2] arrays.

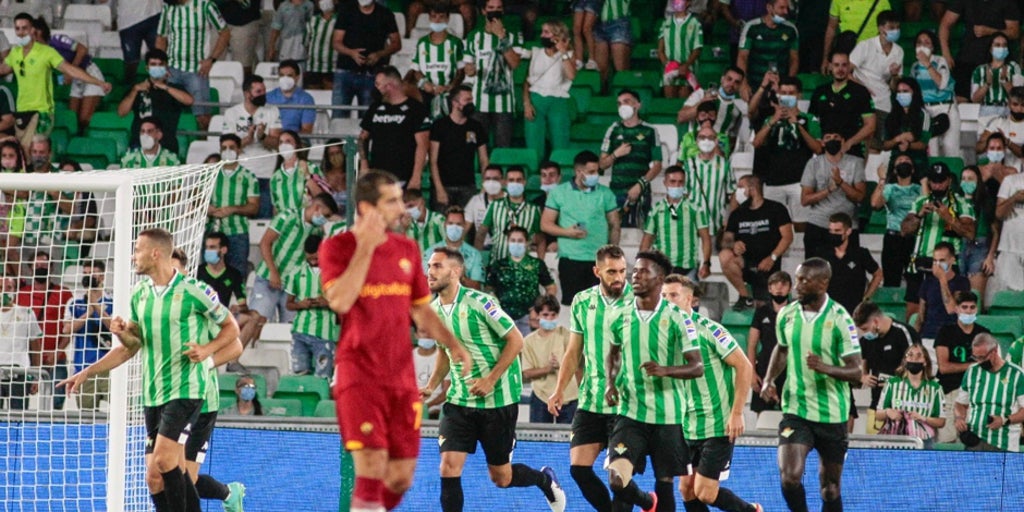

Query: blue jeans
[[529, 392, 576, 424], [169, 68, 212, 116], [226, 233, 250, 278], [331, 69, 374, 118], [119, 14, 160, 70], [291, 333, 335, 378]]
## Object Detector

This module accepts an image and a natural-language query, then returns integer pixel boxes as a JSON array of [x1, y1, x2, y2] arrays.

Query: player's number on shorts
[[412, 401, 423, 429]]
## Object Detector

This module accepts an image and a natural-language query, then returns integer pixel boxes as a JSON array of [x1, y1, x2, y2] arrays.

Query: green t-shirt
[[738, 18, 798, 88], [643, 197, 709, 269], [5, 43, 65, 113], [909, 193, 975, 260], [882, 183, 922, 232], [570, 285, 634, 415], [208, 165, 260, 236], [285, 262, 339, 341], [544, 181, 618, 261], [600, 121, 663, 194], [684, 312, 742, 440]]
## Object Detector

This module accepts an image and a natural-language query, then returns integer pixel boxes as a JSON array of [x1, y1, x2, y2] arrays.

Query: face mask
[[204, 249, 221, 265], [278, 76, 296, 91], [31, 156, 47, 170], [1012, 111, 1024, 122], [697, 139, 717, 154], [221, 149, 238, 161], [618, 104, 635, 121], [769, 293, 788, 305], [916, 46, 932, 58], [506, 182, 525, 197], [824, 139, 843, 155], [959, 313, 977, 325], [148, 66, 167, 80], [772, 13, 786, 24], [430, 22, 448, 33], [312, 213, 328, 226], [329, 153, 344, 167], [279, 143, 296, 161], [895, 162, 914, 178], [319, 0, 334, 11], [14, 35, 31, 46], [939, 261, 950, 272], [895, 91, 913, 108], [508, 242, 526, 259], [987, 150, 1005, 163], [407, 206, 422, 220], [993, 47, 1010, 61], [905, 362, 925, 374], [139, 134, 156, 151], [673, 15, 686, 24], [445, 224, 464, 242], [540, 36, 555, 49], [357, 0, 374, 7], [961, 181, 977, 194], [778, 94, 798, 108], [540, 183, 556, 193], [734, 187, 749, 204], [81, 276, 100, 289], [1, 158, 16, 170], [667, 186, 685, 200], [885, 29, 900, 43], [828, 233, 845, 247], [461, 103, 476, 117], [482, 179, 502, 195], [539, 318, 559, 331], [417, 338, 436, 349], [862, 330, 878, 341], [251, 94, 267, 107], [239, 386, 257, 401], [718, 86, 734, 100], [486, 10, 503, 21], [583, 174, 600, 188], [979, 359, 994, 371]]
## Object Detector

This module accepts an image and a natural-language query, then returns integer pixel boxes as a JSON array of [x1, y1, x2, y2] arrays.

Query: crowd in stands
[[1, 0, 1024, 450]]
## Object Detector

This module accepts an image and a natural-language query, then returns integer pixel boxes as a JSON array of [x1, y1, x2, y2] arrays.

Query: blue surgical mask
[[417, 338, 436, 349], [667, 186, 685, 200], [959, 313, 977, 325], [508, 242, 526, 259], [895, 91, 913, 108], [987, 150, 1005, 163], [203, 249, 221, 265], [778, 94, 798, 108], [429, 22, 448, 33], [993, 47, 1010, 61], [862, 330, 878, 341], [540, 183, 556, 193], [312, 213, 328, 226], [407, 206, 422, 220], [939, 261, 950, 272], [961, 181, 977, 194], [14, 35, 31, 47], [539, 318, 559, 331], [506, 182, 525, 197], [148, 66, 168, 80], [583, 174, 600, 188], [718, 86, 734, 100], [239, 386, 257, 401], [445, 224, 464, 242], [885, 29, 900, 43], [772, 14, 786, 24]]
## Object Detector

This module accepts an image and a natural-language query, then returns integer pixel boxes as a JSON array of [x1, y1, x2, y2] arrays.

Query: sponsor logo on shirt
[[712, 327, 730, 346], [359, 282, 412, 299], [372, 114, 408, 124]]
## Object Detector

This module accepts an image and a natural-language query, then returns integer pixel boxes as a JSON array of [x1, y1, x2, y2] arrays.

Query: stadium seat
[[989, 290, 1024, 315], [237, 348, 291, 386], [610, 71, 659, 101], [261, 398, 303, 417], [646, 98, 685, 125], [63, 4, 112, 29], [93, 58, 125, 85], [274, 375, 331, 416], [314, 400, 337, 418], [209, 77, 237, 106], [254, 61, 279, 80], [864, 152, 890, 183], [218, 372, 268, 399], [210, 61, 245, 88], [55, 108, 78, 135], [730, 152, 754, 177], [95, 32, 122, 59], [328, 117, 362, 136], [489, 147, 540, 175], [66, 137, 118, 169], [583, 95, 620, 126], [548, 148, 577, 174], [308, 89, 332, 106], [720, 310, 753, 334], [572, 70, 601, 93], [977, 315, 1023, 338], [219, 390, 237, 407], [570, 122, 609, 144], [86, 112, 133, 153]]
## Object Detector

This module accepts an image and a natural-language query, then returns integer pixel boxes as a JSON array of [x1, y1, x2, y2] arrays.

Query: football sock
[[195, 474, 230, 501], [822, 496, 843, 512], [382, 487, 404, 510], [440, 476, 464, 512], [160, 468, 188, 512], [570, 465, 611, 512], [353, 477, 384, 510], [150, 492, 170, 512], [613, 480, 653, 509], [654, 480, 675, 512], [684, 499, 711, 512], [711, 487, 755, 512], [508, 464, 554, 501], [183, 471, 201, 512], [781, 484, 809, 512]]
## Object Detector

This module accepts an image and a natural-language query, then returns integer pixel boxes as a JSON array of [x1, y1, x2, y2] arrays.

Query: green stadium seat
[[489, 147, 540, 174], [572, 70, 602, 93], [66, 136, 118, 169], [611, 70, 659, 100], [219, 390, 237, 408], [646, 98, 685, 125], [873, 287, 904, 305], [273, 375, 331, 416], [696, 62, 728, 90], [582, 95, 619, 126], [217, 373, 267, 399], [858, 182, 877, 228], [864, 208, 888, 235], [261, 398, 304, 417], [569, 85, 593, 117], [631, 43, 661, 70], [977, 315, 1023, 338], [930, 156, 964, 179], [55, 108, 78, 135], [548, 148, 577, 174], [93, 58, 125, 84], [989, 290, 1024, 315], [570, 122, 608, 143], [50, 128, 69, 157], [720, 310, 753, 331], [314, 399, 337, 418], [86, 113, 131, 154]]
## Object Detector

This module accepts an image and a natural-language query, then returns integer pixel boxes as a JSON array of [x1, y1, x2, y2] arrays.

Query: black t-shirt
[[725, 199, 792, 266], [334, 2, 399, 71], [429, 115, 488, 188], [127, 83, 185, 153], [753, 116, 815, 186], [861, 319, 918, 407], [196, 264, 247, 307], [216, 0, 262, 25], [946, 0, 1021, 66], [360, 98, 431, 183], [934, 323, 991, 394], [808, 81, 873, 159], [751, 304, 781, 376], [918, 273, 972, 339], [824, 245, 879, 314]]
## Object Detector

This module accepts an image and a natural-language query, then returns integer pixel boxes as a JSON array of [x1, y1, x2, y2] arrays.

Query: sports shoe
[[223, 482, 245, 512], [540, 466, 566, 512], [641, 491, 658, 512], [732, 296, 754, 311], [585, 59, 599, 70]]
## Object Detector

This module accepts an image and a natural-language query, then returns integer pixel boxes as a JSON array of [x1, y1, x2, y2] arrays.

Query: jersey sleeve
[[480, 296, 515, 337], [205, 1, 227, 31], [569, 295, 585, 334], [408, 239, 431, 305], [318, 234, 354, 291], [45, 45, 65, 69], [835, 309, 862, 359], [879, 379, 894, 409], [679, 314, 700, 353], [775, 308, 789, 347], [709, 322, 740, 358], [600, 124, 616, 154], [189, 279, 230, 325], [157, 6, 171, 36]]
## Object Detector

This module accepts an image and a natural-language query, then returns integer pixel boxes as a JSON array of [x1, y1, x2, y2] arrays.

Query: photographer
[[955, 333, 1024, 452], [61, 260, 113, 411]]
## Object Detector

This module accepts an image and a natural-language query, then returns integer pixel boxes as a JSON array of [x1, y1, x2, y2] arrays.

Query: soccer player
[[422, 246, 567, 512], [605, 250, 703, 512], [60, 229, 240, 512], [662, 275, 763, 512], [547, 244, 632, 512], [760, 258, 863, 512], [319, 170, 472, 512]]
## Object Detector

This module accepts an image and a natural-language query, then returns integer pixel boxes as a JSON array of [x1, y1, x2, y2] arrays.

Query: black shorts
[[438, 403, 518, 466], [686, 437, 734, 480], [743, 261, 780, 300], [185, 411, 218, 463], [608, 416, 689, 479], [144, 399, 203, 455], [570, 409, 617, 448], [778, 413, 849, 464]]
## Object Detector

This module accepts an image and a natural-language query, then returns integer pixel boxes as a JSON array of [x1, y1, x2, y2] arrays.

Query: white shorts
[[763, 182, 810, 223], [70, 62, 106, 98]]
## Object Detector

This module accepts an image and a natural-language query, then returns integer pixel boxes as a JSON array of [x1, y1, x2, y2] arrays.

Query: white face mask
[[319, 0, 334, 11], [916, 46, 932, 58], [221, 149, 238, 161], [734, 187, 748, 204], [482, 179, 502, 195], [987, 149, 1005, 163], [618, 104, 635, 121], [697, 138, 717, 154], [279, 143, 296, 161], [139, 134, 156, 151], [278, 75, 296, 91]]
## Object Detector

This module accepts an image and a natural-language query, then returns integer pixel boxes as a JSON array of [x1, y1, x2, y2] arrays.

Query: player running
[[547, 244, 632, 512], [422, 247, 567, 512], [320, 170, 472, 512], [662, 275, 763, 512]]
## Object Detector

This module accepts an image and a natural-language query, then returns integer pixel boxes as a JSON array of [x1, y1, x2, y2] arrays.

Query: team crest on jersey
[[360, 422, 374, 435], [398, 258, 413, 275], [466, 131, 477, 144], [780, 427, 794, 438], [483, 300, 500, 319], [781, 34, 789, 41], [825, 321, 834, 330], [613, 443, 627, 455]]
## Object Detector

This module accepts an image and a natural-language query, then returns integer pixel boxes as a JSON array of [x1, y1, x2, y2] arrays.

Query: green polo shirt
[[544, 181, 618, 262]]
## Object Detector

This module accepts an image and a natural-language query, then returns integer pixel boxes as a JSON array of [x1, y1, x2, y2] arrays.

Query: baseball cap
[[928, 162, 951, 182]]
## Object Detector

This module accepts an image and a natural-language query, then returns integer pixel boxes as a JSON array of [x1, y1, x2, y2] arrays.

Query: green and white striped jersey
[[684, 311, 741, 440], [643, 197, 709, 269], [570, 284, 634, 415], [659, 14, 703, 64], [909, 193, 975, 260], [681, 155, 735, 236], [285, 262, 339, 340], [207, 165, 259, 236], [609, 298, 699, 424], [776, 297, 861, 424], [255, 210, 323, 281], [971, 62, 1023, 106], [463, 28, 524, 114], [271, 163, 322, 214], [412, 34, 465, 86], [305, 13, 336, 74], [406, 209, 446, 251], [157, 0, 227, 73], [601, 0, 631, 22], [21, 191, 57, 247], [879, 376, 943, 419], [959, 362, 1024, 452], [434, 286, 521, 409], [120, 148, 182, 169], [130, 272, 229, 407], [202, 367, 219, 414], [482, 197, 542, 261]]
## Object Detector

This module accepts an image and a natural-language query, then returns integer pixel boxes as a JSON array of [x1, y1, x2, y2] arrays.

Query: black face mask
[[828, 233, 845, 247], [1011, 111, 1024, 121], [979, 359, 994, 372], [82, 276, 100, 289], [904, 362, 925, 374], [540, 37, 555, 49], [769, 294, 789, 305], [895, 162, 914, 178], [251, 95, 267, 107], [824, 139, 843, 155], [930, 189, 947, 203], [461, 103, 476, 117], [486, 10, 503, 21], [33, 267, 49, 284]]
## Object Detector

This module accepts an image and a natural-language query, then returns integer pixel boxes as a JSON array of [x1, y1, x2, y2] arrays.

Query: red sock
[[382, 488, 404, 510], [353, 477, 384, 509]]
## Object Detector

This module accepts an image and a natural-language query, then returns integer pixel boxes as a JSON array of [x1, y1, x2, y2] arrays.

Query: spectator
[[916, 242, 972, 340], [824, 212, 883, 313], [406, 4, 466, 119], [0, 13, 111, 151], [207, 134, 259, 276], [521, 295, 576, 423], [225, 74, 284, 179], [599, 89, 663, 227], [821, 0, 893, 74], [523, 20, 576, 160], [429, 85, 488, 209], [284, 235, 337, 379], [877, 344, 945, 447], [0, 76, 13, 137], [592, 0, 632, 94], [503, 0, 540, 41], [403, 188, 446, 251], [934, 291, 989, 443], [683, 124, 735, 236], [17, 252, 73, 410], [18, 137, 62, 254], [747, 270, 791, 417], [156, 0, 231, 130], [268, 0, 314, 63], [406, 0, 475, 38], [870, 152, 921, 287], [253, 192, 338, 324], [311, 138, 347, 213], [850, 10, 903, 144], [119, 117, 182, 168], [809, 51, 876, 160], [719, 174, 793, 309], [800, 132, 867, 259], [413, 334, 448, 419], [267, 60, 316, 134], [958, 166, 999, 300], [117, 0, 162, 84], [677, 66, 748, 151], [476, 166, 545, 261], [541, 150, 620, 305], [883, 78, 931, 172], [994, 159, 1024, 294], [463, 0, 525, 148], [639, 165, 712, 279], [217, 0, 262, 77], [486, 227, 556, 333], [533, 160, 561, 208], [196, 232, 260, 360], [464, 164, 505, 246], [911, 29, 959, 157], [33, 18, 105, 135], [737, 0, 798, 96], [221, 375, 264, 416], [852, 301, 919, 425], [423, 206, 484, 289], [717, 0, 764, 63], [358, 66, 431, 187], [752, 75, 821, 229], [977, 101, 1024, 171], [939, 0, 1021, 102], [56, 160, 99, 261], [270, 130, 321, 214], [572, 0, 600, 72], [678, 100, 732, 159], [970, 32, 1022, 117], [658, 0, 703, 99], [955, 333, 1024, 452], [0, 276, 40, 410], [117, 49, 194, 154], [62, 259, 113, 411], [331, 0, 400, 114], [304, 0, 338, 90]]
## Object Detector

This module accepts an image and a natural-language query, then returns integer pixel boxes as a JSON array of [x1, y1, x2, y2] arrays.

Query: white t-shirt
[[850, 36, 904, 113], [464, 192, 502, 246], [0, 306, 42, 368], [998, 172, 1024, 254], [119, 0, 163, 31], [527, 48, 572, 98], [223, 103, 283, 141], [984, 116, 1024, 169]]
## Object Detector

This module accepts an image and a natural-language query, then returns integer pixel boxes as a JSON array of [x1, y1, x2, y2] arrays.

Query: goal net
[[0, 162, 220, 511]]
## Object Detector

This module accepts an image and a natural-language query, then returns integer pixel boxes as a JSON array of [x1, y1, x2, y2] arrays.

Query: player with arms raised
[[319, 170, 472, 512]]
